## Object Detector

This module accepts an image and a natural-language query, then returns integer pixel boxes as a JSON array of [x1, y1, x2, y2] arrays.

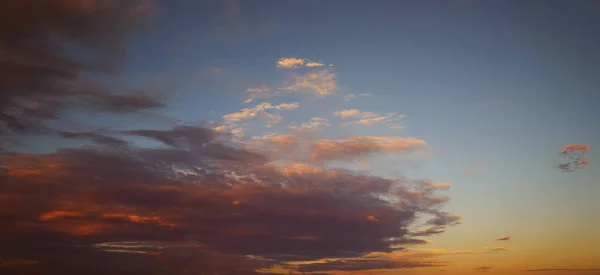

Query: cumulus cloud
[[223, 102, 299, 123], [281, 70, 338, 96], [276, 57, 326, 69], [0, 123, 460, 275], [557, 144, 590, 172], [0, 0, 158, 134], [288, 117, 330, 132], [310, 136, 428, 162], [496, 236, 511, 241]]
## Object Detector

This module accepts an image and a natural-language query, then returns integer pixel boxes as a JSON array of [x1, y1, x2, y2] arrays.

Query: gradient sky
[[1, 1, 599, 275]]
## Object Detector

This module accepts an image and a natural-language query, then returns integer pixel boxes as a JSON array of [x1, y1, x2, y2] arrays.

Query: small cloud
[[276, 57, 305, 68], [496, 236, 511, 241], [474, 266, 492, 272], [344, 93, 372, 102], [222, 102, 299, 123], [486, 247, 510, 252], [557, 144, 591, 172], [276, 57, 327, 69], [335, 109, 405, 127], [289, 117, 330, 132], [245, 84, 271, 103], [333, 109, 361, 118], [305, 61, 326, 68]]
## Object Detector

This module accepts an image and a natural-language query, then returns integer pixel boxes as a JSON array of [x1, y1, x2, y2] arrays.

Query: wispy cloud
[[333, 109, 362, 118], [222, 101, 299, 123], [344, 93, 372, 102], [310, 136, 428, 162], [244, 84, 271, 103], [289, 117, 330, 132], [281, 69, 338, 96], [334, 109, 405, 127]]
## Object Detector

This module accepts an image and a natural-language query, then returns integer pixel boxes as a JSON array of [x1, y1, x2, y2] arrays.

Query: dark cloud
[[0, 124, 459, 274], [496, 236, 511, 241], [297, 258, 442, 272], [0, 0, 159, 133], [58, 131, 129, 147], [410, 226, 446, 237]]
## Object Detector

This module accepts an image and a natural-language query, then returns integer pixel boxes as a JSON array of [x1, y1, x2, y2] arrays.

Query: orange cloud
[[333, 109, 361, 118], [310, 136, 428, 161], [276, 57, 306, 68], [276, 57, 326, 69]]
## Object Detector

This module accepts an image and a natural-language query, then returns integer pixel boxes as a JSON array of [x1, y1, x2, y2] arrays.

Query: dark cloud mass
[[0, 124, 459, 274], [0, 0, 160, 134], [0, 1, 460, 274]]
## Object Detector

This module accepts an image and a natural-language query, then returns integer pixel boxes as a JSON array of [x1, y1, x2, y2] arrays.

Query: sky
[[0, 0, 599, 275]]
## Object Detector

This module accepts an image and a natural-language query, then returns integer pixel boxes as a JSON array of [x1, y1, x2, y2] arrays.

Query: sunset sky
[[1, 1, 599, 275]]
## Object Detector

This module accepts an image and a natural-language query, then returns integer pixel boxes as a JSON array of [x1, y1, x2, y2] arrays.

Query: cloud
[[410, 226, 446, 237], [496, 236, 511, 241], [281, 70, 338, 96], [333, 109, 361, 118], [305, 61, 326, 68], [0, 124, 459, 275], [276, 57, 326, 69], [486, 247, 510, 252], [557, 144, 591, 172], [310, 136, 428, 162], [523, 268, 600, 272], [245, 85, 272, 103], [0, 0, 156, 134], [223, 102, 299, 123], [57, 131, 129, 147], [474, 266, 492, 272], [334, 109, 404, 126], [289, 117, 330, 132], [344, 93, 372, 102]]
